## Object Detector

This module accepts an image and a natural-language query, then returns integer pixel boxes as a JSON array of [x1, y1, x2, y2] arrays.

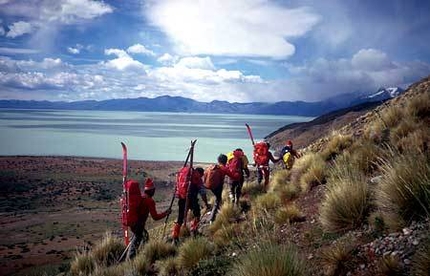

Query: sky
[[0, 0, 429, 103]]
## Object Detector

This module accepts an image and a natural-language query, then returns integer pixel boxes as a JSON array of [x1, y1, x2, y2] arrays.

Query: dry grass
[[377, 255, 403, 276], [345, 139, 384, 175], [299, 154, 326, 192], [321, 132, 353, 161], [274, 204, 301, 225], [375, 151, 430, 223], [230, 242, 307, 276], [254, 192, 282, 214], [242, 179, 265, 197], [156, 257, 179, 276], [91, 232, 124, 266], [208, 202, 241, 234], [379, 105, 405, 129], [212, 224, 237, 248], [131, 252, 150, 275], [320, 160, 370, 233], [176, 236, 214, 272], [141, 239, 176, 263], [406, 89, 430, 119], [411, 235, 430, 276], [319, 240, 355, 276], [270, 169, 300, 202], [70, 249, 96, 276]]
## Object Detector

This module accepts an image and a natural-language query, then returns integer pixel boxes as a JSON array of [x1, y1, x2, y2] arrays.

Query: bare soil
[[0, 156, 193, 276]]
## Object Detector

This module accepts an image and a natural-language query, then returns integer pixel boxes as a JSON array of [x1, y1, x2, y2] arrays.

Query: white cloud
[[6, 21, 34, 38], [176, 56, 215, 70], [67, 47, 80, 54], [127, 44, 155, 56], [103, 48, 147, 71], [281, 48, 430, 101], [0, 26, 5, 36], [146, 0, 320, 59], [40, 0, 113, 24], [0, 47, 39, 55], [157, 53, 177, 65]]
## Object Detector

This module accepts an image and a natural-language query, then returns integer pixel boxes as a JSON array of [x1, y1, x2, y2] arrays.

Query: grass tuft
[[156, 257, 179, 276], [320, 160, 370, 233], [321, 132, 353, 161], [274, 204, 301, 225], [411, 235, 430, 276], [377, 255, 403, 276], [230, 242, 307, 276], [70, 249, 96, 276], [319, 240, 355, 276], [176, 236, 214, 272], [375, 151, 430, 222], [142, 239, 176, 263], [91, 232, 124, 266]]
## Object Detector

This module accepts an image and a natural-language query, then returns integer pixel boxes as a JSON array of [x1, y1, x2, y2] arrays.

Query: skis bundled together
[[120, 142, 129, 245]]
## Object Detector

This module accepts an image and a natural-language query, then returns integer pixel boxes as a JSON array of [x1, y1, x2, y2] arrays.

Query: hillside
[[64, 75, 429, 276]]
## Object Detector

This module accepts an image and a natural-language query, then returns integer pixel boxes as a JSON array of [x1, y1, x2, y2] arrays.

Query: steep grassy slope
[[70, 76, 430, 276]]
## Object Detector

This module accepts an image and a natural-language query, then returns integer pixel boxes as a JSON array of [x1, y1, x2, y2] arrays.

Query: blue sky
[[0, 0, 429, 103]]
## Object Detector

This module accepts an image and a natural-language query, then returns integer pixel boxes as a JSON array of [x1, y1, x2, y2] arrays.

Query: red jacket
[[139, 195, 168, 227]]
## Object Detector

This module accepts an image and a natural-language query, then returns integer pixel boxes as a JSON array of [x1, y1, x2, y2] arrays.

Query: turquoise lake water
[[0, 109, 313, 162]]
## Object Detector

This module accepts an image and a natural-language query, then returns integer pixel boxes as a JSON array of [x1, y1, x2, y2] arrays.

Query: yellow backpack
[[283, 152, 295, 169]]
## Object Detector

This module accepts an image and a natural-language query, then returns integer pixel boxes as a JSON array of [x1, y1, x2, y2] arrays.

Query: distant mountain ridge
[[0, 87, 404, 117]]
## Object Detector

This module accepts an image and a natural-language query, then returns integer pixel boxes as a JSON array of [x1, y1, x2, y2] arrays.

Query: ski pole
[[183, 140, 196, 228], [245, 123, 255, 146]]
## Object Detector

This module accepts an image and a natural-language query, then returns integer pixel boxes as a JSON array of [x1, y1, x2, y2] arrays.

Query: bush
[[319, 240, 355, 276], [254, 192, 282, 215], [70, 250, 95, 276], [176, 237, 214, 272], [321, 132, 353, 161], [406, 89, 430, 119], [299, 154, 326, 192], [412, 235, 430, 276], [345, 139, 383, 175], [320, 161, 370, 233], [230, 242, 307, 276], [156, 257, 179, 276], [142, 239, 176, 263], [375, 151, 430, 223], [274, 204, 301, 225], [91, 232, 124, 266], [208, 202, 240, 234]]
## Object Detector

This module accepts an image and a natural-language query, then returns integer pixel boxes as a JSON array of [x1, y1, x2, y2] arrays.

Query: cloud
[[103, 48, 147, 71], [0, 47, 39, 55], [0, 25, 5, 36], [6, 21, 34, 38], [127, 44, 155, 56], [157, 53, 177, 65], [176, 56, 215, 70], [146, 0, 320, 59], [67, 47, 80, 54], [281, 48, 430, 101]]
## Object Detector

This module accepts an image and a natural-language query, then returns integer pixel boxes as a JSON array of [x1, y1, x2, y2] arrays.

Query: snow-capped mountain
[[366, 87, 404, 101]]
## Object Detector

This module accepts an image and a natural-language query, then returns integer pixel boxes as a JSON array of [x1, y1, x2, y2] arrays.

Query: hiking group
[[119, 126, 300, 260]]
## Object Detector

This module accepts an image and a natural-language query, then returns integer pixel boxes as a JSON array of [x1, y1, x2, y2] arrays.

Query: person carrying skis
[[254, 141, 280, 192], [127, 178, 171, 260], [171, 167, 205, 243], [204, 154, 240, 223], [227, 148, 250, 205], [280, 140, 300, 170]]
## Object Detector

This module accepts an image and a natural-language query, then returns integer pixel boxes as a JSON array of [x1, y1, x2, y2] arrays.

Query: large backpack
[[204, 164, 223, 190], [121, 180, 142, 227], [176, 166, 201, 199], [227, 150, 243, 177], [253, 142, 269, 165], [283, 152, 295, 169], [176, 166, 191, 199]]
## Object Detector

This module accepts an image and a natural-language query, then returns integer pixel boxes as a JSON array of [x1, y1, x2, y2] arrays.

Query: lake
[[0, 109, 313, 162]]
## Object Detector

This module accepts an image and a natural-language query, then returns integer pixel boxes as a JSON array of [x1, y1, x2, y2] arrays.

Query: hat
[[144, 178, 155, 191], [286, 140, 293, 146]]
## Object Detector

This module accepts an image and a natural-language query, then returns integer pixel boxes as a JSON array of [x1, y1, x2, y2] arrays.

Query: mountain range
[[0, 87, 404, 117]]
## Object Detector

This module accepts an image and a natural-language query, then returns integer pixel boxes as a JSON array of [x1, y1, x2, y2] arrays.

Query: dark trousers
[[127, 220, 148, 260], [209, 183, 223, 222], [176, 190, 201, 225], [229, 179, 243, 204]]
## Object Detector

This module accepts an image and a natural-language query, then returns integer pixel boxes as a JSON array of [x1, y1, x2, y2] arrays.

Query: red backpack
[[176, 166, 201, 199], [253, 142, 269, 165], [204, 165, 223, 190], [228, 150, 243, 176], [121, 180, 142, 227]]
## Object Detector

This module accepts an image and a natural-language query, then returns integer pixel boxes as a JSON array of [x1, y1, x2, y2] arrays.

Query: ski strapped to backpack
[[120, 142, 130, 245], [162, 139, 197, 237]]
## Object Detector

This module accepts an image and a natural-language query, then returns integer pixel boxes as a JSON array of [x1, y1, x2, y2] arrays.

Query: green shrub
[[230, 242, 307, 276]]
